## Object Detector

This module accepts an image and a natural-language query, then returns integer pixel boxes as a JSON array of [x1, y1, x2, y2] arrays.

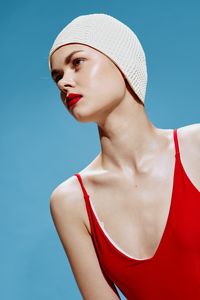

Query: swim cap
[[48, 13, 147, 104]]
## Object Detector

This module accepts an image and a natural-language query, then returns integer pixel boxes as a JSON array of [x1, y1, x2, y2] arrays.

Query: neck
[[97, 97, 168, 175]]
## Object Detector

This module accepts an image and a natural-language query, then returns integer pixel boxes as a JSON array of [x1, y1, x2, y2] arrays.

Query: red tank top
[[74, 128, 200, 300]]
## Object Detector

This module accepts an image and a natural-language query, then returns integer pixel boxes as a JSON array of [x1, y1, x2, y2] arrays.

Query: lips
[[66, 93, 83, 108], [66, 93, 82, 102]]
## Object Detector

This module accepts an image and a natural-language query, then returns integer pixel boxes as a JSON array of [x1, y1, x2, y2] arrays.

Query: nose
[[57, 69, 75, 92]]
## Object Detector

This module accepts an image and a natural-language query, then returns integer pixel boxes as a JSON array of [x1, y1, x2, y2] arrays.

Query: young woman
[[49, 13, 200, 300]]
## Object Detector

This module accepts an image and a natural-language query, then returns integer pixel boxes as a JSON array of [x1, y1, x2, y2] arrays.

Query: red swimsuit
[[74, 128, 200, 299]]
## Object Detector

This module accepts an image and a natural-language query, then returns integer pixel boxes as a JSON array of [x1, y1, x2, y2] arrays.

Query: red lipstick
[[66, 93, 83, 108]]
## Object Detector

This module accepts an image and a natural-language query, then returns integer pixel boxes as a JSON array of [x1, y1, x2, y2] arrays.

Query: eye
[[53, 58, 85, 83], [72, 57, 85, 67]]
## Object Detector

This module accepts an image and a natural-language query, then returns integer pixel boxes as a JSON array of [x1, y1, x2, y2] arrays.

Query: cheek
[[86, 63, 126, 100]]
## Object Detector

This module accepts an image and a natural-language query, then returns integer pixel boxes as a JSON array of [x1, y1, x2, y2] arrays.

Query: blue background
[[1, 0, 199, 299]]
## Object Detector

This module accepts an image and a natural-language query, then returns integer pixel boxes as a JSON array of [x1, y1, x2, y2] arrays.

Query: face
[[50, 43, 127, 123]]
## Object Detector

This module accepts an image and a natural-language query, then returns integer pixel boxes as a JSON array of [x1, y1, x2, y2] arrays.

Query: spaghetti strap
[[74, 173, 90, 200], [173, 128, 180, 157]]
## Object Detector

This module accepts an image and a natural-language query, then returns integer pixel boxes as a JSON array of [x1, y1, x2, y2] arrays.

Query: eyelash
[[54, 57, 85, 83], [72, 57, 85, 67]]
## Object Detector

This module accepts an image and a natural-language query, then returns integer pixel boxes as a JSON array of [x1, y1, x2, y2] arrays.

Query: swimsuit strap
[[173, 128, 180, 157], [74, 173, 90, 200]]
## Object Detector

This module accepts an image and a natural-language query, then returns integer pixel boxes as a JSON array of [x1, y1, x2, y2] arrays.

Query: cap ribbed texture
[[48, 13, 147, 103]]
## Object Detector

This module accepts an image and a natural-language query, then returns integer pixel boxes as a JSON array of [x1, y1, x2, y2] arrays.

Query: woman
[[49, 13, 200, 300]]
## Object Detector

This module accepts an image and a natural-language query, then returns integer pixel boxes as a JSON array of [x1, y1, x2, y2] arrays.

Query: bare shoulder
[[49, 152, 101, 220], [178, 123, 200, 155], [49, 152, 102, 232], [179, 123, 200, 138], [50, 175, 79, 207], [49, 175, 86, 227], [177, 123, 200, 190]]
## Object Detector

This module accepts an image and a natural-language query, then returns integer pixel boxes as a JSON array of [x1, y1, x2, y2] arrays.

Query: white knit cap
[[48, 13, 147, 104]]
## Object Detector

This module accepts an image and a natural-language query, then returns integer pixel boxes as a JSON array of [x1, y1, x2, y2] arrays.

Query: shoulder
[[49, 175, 86, 226], [179, 123, 200, 139], [178, 123, 200, 154], [177, 123, 200, 189]]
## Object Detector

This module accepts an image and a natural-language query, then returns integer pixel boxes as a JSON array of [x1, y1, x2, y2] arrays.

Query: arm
[[49, 182, 121, 300]]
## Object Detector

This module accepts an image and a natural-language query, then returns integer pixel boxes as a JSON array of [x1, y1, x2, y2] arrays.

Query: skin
[[50, 42, 200, 266], [50, 43, 169, 173]]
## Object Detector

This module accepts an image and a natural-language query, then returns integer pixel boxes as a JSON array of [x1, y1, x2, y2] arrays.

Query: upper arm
[[49, 180, 121, 300]]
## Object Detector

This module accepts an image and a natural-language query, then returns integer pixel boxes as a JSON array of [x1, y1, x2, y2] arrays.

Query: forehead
[[52, 43, 96, 56], [50, 43, 119, 70], [51, 43, 100, 64]]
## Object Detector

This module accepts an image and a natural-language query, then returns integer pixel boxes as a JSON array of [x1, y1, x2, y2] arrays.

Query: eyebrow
[[51, 50, 85, 77]]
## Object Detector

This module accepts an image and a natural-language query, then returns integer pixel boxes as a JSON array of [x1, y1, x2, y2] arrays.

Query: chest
[[80, 132, 200, 260], [83, 159, 176, 260]]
